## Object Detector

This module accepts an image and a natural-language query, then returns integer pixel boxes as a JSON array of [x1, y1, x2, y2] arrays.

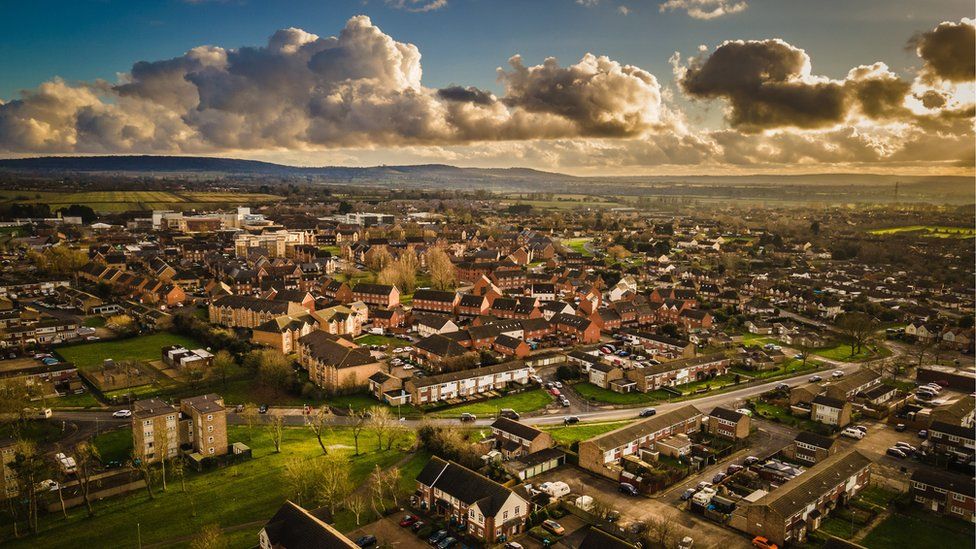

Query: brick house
[[209, 295, 306, 329], [489, 418, 554, 458], [910, 468, 975, 522], [784, 431, 838, 465], [297, 331, 382, 391], [811, 395, 852, 427], [412, 289, 459, 315], [352, 283, 400, 309], [706, 407, 751, 440]]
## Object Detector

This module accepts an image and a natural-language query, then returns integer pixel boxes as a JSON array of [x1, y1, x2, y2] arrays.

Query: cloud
[[659, 0, 747, 20], [385, 0, 448, 12], [618, 5, 630, 15], [911, 18, 975, 83], [0, 16, 670, 153]]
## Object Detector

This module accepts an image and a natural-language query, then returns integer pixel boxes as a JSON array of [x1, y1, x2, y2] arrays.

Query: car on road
[[356, 535, 377, 547], [793, 353, 804, 359], [428, 530, 449, 545], [886, 447, 908, 458], [542, 519, 565, 535], [832, 370, 845, 378], [399, 515, 418, 527], [563, 416, 580, 425], [618, 482, 639, 496], [808, 375, 823, 382], [499, 409, 520, 420], [112, 409, 132, 418], [775, 383, 790, 391], [460, 412, 477, 422], [258, 404, 269, 414], [841, 427, 865, 439], [680, 488, 696, 501], [752, 536, 778, 549], [639, 408, 657, 418]]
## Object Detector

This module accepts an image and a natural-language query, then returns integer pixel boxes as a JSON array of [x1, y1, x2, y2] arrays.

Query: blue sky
[[2, 0, 970, 101]]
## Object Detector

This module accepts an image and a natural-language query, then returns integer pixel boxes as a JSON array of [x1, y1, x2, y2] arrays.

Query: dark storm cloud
[[911, 19, 976, 83], [436, 85, 495, 104]]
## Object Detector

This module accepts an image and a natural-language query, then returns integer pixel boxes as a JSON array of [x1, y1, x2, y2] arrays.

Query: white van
[[542, 481, 570, 499]]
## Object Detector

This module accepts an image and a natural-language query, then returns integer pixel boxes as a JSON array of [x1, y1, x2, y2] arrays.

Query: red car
[[399, 514, 418, 527]]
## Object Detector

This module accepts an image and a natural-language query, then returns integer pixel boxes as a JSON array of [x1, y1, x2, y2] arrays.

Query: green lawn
[[543, 421, 634, 446], [562, 237, 593, 256], [50, 391, 101, 408], [672, 373, 739, 395], [82, 316, 106, 328], [732, 358, 823, 380], [573, 382, 658, 405], [812, 342, 889, 362], [4, 425, 416, 548], [57, 332, 203, 370], [431, 389, 553, 417], [353, 334, 412, 348], [93, 427, 134, 463], [861, 508, 974, 548], [0, 419, 63, 445], [751, 401, 826, 433]]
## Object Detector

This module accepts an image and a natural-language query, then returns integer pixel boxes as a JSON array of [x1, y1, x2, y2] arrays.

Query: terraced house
[[416, 456, 530, 543], [624, 353, 731, 393], [209, 295, 307, 328], [404, 360, 532, 405]]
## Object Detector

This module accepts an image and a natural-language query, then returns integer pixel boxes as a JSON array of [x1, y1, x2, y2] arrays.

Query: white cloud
[[385, 0, 448, 12], [659, 0, 747, 20]]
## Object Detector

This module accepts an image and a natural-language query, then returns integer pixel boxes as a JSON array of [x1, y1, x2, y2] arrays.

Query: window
[[503, 511, 508, 520], [950, 506, 967, 515], [207, 414, 213, 421], [208, 447, 215, 454], [914, 495, 927, 503], [208, 425, 214, 433], [469, 509, 475, 519], [515, 506, 520, 515], [208, 436, 214, 443], [952, 492, 967, 502]]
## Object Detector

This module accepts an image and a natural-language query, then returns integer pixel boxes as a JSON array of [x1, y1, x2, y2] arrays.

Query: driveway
[[347, 516, 429, 549]]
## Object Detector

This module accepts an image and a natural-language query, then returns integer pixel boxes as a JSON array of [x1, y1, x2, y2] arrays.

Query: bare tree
[[317, 454, 353, 516], [267, 414, 285, 453], [306, 406, 331, 455], [383, 466, 402, 507], [241, 402, 260, 441], [836, 312, 878, 357], [138, 458, 156, 500], [189, 523, 228, 549], [74, 441, 100, 516], [348, 495, 367, 526], [368, 406, 394, 451], [643, 509, 681, 548], [283, 457, 315, 506], [368, 465, 386, 516], [350, 407, 369, 456]]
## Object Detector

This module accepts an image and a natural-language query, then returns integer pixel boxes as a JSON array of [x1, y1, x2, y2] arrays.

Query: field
[[861, 507, 973, 548], [868, 225, 975, 238], [0, 190, 283, 213], [57, 332, 203, 371], [561, 237, 593, 256], [431, 389, 553, 417], [93, 427, 135, 463], [542, 420, 633, 446], [353, 334, 413, 348], [3, 425, 417, 548]]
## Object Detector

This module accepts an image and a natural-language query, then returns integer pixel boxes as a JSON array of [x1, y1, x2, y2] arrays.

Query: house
[[296, 331, 382, 391], [351, 283, 400, 309], [416, 456, 530, 543], [578, 405, 703, 479], [413, 333, 477, 365], [927, 421, 976, 456], [811, 394, 852, 428], [706, 407, 750, 440], [414, 314, 460, 338], [259, 500, 357, 549], [823, 368, 882, 402], [551, 312, 600, 344], [588, 362, 624, 390], [322, 280, 353, 304], [730, 449, 873, 547], [251, 314, 317, 353], [909, 468, 975, 522], [784, 431, 839, 465], [412, 289, 459, 315], [405, 360, 532, 405], [209, 295, 306, 329], [311, 303, 366, 337], [622, 330, 696, 359], [493, 334, 531, 358], [489, 417, 554, 458], [624, 353, 731, 393], [367, 371, 411, 406]]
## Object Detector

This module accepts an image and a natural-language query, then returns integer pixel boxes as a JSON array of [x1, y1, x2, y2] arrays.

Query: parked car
[[886, 447, 908, 458], [542, 520, 565, 535], [917, 429, 928, 439], [563, 416, 580, 425], [696, 481, 713, 491], [726, 464, 744, 475], [618, 482, 639, 496], [680, 488, 696, 501], [736, 408, 753, 417], [752, 536, 778, 549], [712, 472, 726, 484], [428, 530, 449, 545], [559, 397, 570, 407], [841, 427, 865, 440], [894, 423, 907, 432], [437, 537, 457, 549], [743, 456, 759, 466], [356, 535, 377, 547], [460, 413, 477, 422], [554, 381, 563, 389], [504, 543, 524, 549], [895, 442, 918, 453], [399, 515, 418, 527], [808, 375, 823, 382], [112, 409, 132, 418], [639, 408, 657, 418], [852, 425, 868, 434]]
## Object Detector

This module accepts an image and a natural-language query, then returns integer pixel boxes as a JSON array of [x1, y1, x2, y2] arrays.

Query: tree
[[307, 406, 331, 455], [10, 440, 48, 534], [74, 441, 100, 516], [252, 349, 294, 395], [189, 523, 228, 549], [137, 457, 156, 500], [348, 495, 367, 526], [642, 509, 681, 548], [368, 406, 394, 451], [211, 350, 235, 388], [283, 457, 316, 506], [57, 204, 98, 224], [350, 407, 369, 456], [426, 248, 457, 290], [835, 312, 878, 357], [241, 402, 260, 441], [316, 454, 352, 516], [106, 314, 137, 335], [267, 414, 285, 453], [365, 247, 393, 271], [607, 245, 632, 260], [28, 246, 87, 276]]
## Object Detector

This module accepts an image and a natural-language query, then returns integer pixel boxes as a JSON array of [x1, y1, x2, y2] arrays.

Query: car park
[[437, 537, 457, 549], [428, 530, 449, 544]]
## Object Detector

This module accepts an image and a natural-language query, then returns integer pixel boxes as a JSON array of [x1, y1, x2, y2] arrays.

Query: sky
[[0, 0, 973, 175]]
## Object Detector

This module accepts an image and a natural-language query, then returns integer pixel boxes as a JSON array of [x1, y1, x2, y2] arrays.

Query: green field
[[543, 420, 634, 446], [57, 332, 203, 370], [811, 341, 890, 362], [353, 334, 413, 348], [4, 425, 417, 548], [431, 389, 553, 417], [732, 358, 823, 380], [50, 391, 101, 408], [93, 427, 135, 463], [573, 382, 659, 405], [561, 237, 593, 256], [868, 225, 975, 238], [861, 507, 973, 548], [0, 190, 283, 213]]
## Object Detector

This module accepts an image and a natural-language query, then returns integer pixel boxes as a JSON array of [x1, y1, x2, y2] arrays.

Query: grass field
[[431, 389, 553, 417], [0, 190, 283, 213], [732, 358, 823, 380], [50, 391, 101, 408], [861, 507, 973, 548], [868, 225, 975, 238], [4, 425, 416, 548], [57, 333, 203, 370], [573, 382, 658, 405], [353, 334, 412, 348], [543, 420, 633, 446], [561, 237, 593, 256], [812, 342, 889, 362], [93, 427, 135, 463]]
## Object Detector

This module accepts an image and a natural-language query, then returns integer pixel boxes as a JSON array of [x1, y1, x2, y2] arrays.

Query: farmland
[[0, 190, 283, 212], [868, 225, 975, 238]]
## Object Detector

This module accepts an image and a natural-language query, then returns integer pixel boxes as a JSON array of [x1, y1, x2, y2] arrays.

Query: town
[[0, 182, 972, 549]]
